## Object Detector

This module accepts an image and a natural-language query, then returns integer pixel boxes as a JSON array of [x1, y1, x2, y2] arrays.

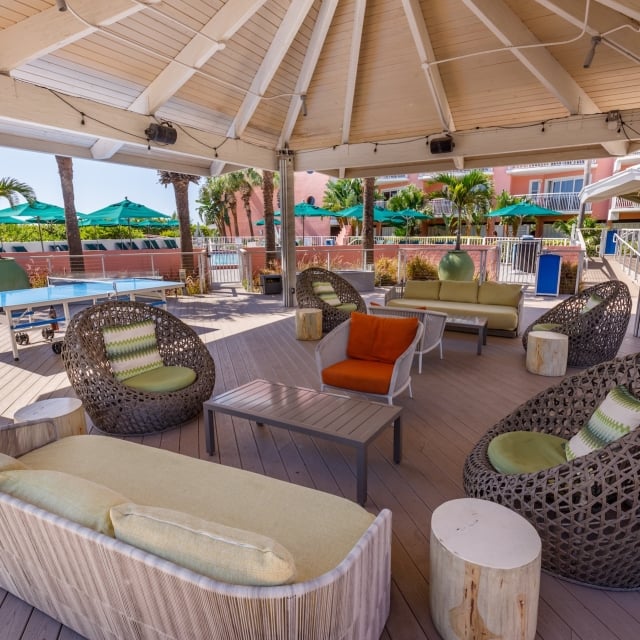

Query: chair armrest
[[386, 321, 424, 393], [0, 419, 58, 458], [315, 321, 351, 374], [384, 286, 402, 304]]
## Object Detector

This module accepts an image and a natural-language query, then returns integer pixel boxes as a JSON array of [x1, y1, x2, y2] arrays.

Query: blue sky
[[0, 146, 202, 221]]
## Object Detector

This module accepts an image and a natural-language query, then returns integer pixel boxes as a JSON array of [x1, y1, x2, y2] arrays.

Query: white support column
[[278, 149, 296, 307]]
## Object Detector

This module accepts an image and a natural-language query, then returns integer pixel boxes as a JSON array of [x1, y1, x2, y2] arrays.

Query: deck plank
[[0, 286, 638, 639]]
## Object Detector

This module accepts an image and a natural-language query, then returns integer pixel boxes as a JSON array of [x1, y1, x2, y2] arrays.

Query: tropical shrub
[[406, 254, 438, 280], [374, 257, 398, 286]]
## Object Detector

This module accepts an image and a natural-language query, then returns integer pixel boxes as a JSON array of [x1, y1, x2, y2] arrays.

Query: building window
[[529, 179, 540, 195]]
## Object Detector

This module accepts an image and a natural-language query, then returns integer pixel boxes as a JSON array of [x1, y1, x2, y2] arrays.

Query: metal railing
[[613, 229, 640, 282]]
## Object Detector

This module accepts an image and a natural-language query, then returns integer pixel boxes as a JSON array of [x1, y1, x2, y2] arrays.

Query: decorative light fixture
[[55, 0, 68, 11], [145, 122, 177, 145], [583, 36, 602, 68]]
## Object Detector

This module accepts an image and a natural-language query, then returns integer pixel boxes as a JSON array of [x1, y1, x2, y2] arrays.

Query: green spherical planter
[[0, 257, 30, 291], [438, 250, 475, 281]]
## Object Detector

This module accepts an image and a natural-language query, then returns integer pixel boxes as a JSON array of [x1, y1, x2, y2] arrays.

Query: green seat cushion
[[123, 365, 196, 393], [488, 431, 569, 474], [312, 281, 341, 306], [565, 385, 640, 460], [336, 302, 358, 312], [580, 293, 603, 314], [532, 323, 563, 331]]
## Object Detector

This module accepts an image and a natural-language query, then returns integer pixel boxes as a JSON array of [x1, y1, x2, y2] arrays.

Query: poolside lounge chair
[[143, 239, 161, 249], [522, 280, 631, 368], [164, 238, 178, 249], [296, 267, 367, 333], [463, 351, 640, 589], [11, 245, 27, 252], [62, 301, 215, 435]]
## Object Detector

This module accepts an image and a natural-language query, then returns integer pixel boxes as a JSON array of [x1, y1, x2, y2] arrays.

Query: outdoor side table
[[295, 308, 322, 340], [14, 397, 86, 439], [430, 498, 541, 640], [526, 330, 568, 376]]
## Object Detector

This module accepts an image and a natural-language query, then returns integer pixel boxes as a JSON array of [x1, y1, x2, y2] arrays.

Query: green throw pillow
[[488, 431, 568, 474], [565, 385, 640, 460], [102, 320, 164, 381], [312, 281, 341, 306], [580, 293, 603, 314]]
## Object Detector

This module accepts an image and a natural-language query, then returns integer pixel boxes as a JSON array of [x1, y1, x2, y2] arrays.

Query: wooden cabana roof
[[1, 0, 640, 178]]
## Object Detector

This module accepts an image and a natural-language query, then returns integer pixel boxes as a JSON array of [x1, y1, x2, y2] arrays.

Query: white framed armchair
[[367, 304, 446, 373], [315, 312, 424, 405]]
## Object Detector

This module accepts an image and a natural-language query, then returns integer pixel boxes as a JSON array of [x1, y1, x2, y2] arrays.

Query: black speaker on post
[[145, 123, 178, 145], [429, 136, 454, 154]]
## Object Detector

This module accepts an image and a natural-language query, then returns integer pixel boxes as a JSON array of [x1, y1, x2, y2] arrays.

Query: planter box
[[336, 270, 375, 292]]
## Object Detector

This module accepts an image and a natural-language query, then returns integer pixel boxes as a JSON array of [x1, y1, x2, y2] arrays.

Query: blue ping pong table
[[0, 277, 184, 360]]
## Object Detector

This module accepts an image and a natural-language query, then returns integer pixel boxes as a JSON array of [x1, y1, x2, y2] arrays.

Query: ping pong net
[[47, 276, 119, 293]]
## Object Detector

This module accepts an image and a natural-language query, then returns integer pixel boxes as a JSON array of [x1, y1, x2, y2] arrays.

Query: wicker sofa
[[385, 279, 524, 337], [0, 424, 391, 639]]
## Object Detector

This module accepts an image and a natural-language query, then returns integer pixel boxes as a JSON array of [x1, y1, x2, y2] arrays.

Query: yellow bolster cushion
[[322, 359, 393, 395]]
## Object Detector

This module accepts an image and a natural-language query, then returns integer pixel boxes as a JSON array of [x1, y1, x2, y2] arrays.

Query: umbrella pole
[[37, 219, 44, 252]]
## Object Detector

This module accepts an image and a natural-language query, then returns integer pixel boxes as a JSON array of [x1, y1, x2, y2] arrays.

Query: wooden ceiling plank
[[129, 0, 267, 114], [0, 0, 146, 72], [401, 0, 455, 133], [227, 0, 315, 139], [341, 0, 367, 145], [278, 0, 339, 148]]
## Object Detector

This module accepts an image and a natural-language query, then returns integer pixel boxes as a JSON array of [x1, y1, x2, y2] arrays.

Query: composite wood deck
[[0, 282, 639, 640]]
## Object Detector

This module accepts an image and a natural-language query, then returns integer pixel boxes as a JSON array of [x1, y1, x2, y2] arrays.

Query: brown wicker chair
[[61, 301, 215, 435], [463, 352, 640, 590], [522, 280, 631, 368], [296, 267, 367, 333]]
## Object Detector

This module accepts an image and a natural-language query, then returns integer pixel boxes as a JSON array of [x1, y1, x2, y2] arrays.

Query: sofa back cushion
[[439, 280, 479, 303], [0, 469, 128, 536], [111, 503, 297, 586], [404, 279, 440, 300], [477, 282, 522, 307], [102, 320, 164, 381], [347, 312, 418, 364]]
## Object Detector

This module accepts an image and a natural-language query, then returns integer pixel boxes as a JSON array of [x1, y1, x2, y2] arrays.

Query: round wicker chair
[[463, 351, 640, 590], [62, 301, 215, 435], [522, 280, 631, 368], [296, 267, 367, 333]]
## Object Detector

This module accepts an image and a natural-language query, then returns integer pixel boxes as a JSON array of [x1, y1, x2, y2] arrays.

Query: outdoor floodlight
[[429, 135, 454, 154], [583, 36, 602, 68], [145, 122, 178, 145]]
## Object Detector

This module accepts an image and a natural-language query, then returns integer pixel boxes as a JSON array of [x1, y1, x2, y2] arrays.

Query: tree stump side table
[[295, 308, 323, 340], [526, 330, 569, 376], [14, 398, 87, 439], [430, 498, 541, 640]]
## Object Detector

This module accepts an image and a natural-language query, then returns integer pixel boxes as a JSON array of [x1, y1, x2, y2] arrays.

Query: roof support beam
[[341, 0, 367, 145], [0, 0, 145, 72], [295, 109, 640, 174], [592, 0, 640, 22], [278, 0, 339, 148], [228, 0, 315, 139], [129, 0, 267, 115]]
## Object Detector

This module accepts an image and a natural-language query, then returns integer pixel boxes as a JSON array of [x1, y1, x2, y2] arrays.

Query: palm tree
[[387, 184, 429, 236], [494, 190, 529, 237], [197, 177, 229, 236], [362, 177, 375, 267], [0, 177, 35, 206], [322, 178, 362, 227], [238, 169, 262, 238], [262, 170, 279, 267], [55, 156, 84, 273], [427, 170, 492, 250], [220, 171, 245, 237], [158, 171, 201, 273]]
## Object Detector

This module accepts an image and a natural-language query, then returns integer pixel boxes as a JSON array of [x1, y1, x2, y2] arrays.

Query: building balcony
[[513, 192, 586, 213], [507, 160, 595, 175]]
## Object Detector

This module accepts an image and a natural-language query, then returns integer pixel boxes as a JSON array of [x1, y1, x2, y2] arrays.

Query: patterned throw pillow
[[580, 294, 603, 314], [565, 385, 640, 460], [312, 281, 341, 306], [102, 320, 164, 381]]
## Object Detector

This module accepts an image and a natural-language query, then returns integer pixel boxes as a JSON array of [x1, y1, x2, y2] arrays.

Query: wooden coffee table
[[204, 379, 403, 505], [445, 315, 488, 355]]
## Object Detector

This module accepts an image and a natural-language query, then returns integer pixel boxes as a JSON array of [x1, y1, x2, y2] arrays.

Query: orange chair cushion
[[347, 312, 418, 364], [322, 359, 394, 395]]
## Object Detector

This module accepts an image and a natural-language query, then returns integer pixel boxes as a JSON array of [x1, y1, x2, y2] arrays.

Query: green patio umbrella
[[82, 198, 171, 246], [485, 203, 561, 218], [274, 202, 330, 238], [0, 200, 83, 250], [336, 204, 392, 223], [385, 208, 433, 236], [256, 217, 281, 225]]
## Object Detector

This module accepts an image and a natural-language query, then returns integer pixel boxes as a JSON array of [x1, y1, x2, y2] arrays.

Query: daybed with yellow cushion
[[385, 279, 524, 337], [0, 421, 391, 639]]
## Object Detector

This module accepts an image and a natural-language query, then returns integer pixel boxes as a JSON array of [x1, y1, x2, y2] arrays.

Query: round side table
[[430, 498, 541, 640], [295, 308, 323, 340], [526, 330, 568, 376], [14, 398, 87, 439]]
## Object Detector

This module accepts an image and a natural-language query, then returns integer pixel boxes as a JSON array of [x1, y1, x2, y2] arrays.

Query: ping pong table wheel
[[52, 342, 62, 355], [16, 333, 29, 345], [42, 327, 55, 341]]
